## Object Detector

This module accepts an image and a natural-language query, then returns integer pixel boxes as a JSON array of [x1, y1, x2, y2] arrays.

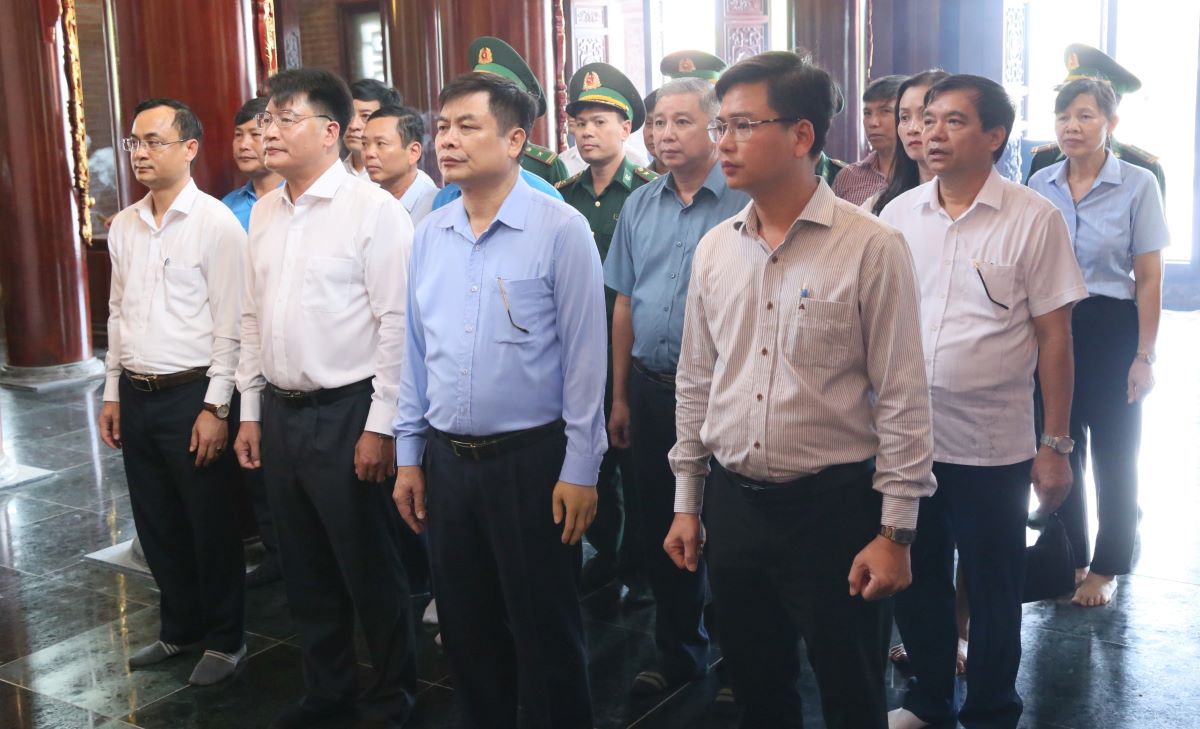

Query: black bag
[[1022, 513, 1076, 603]]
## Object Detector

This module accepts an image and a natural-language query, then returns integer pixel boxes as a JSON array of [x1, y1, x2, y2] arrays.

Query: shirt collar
[[733, 178, 837, 237], [135, 178, 199, 228], [919, 167, 1005, 214], [582, 157, 638, 197], [398, 172, 433, 209], [437, 172, 533, 239], [289, 158, 348, 205], [661, 159, 727, 200]]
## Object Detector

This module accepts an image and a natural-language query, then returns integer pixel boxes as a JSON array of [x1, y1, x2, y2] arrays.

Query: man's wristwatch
[[1135, 351, 1156, 365], [879, 525, 917, 544], [203, 402, 231, 420], [1039, 433, 1074, 455]]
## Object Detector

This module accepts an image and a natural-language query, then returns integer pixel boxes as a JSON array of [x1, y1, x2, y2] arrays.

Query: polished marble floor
[[2, 312, 1199, 728]]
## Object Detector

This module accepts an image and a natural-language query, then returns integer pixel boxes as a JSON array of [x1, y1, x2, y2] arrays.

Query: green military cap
[[567, 63, 646, 132], [468, 36, 548, 118], [1062, 44, 1141, 96], [660, 50, 726, 82]]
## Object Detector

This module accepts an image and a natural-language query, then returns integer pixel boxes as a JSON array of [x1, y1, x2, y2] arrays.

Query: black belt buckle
[[447, 438, 492, 461], [125, 372, 158, 392]]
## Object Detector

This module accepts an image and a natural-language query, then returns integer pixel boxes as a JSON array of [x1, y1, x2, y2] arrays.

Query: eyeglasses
[[121, 137, 190, 153], [496, 277, 529, 334], [255, 111, 333, 130], [973, 262, 1009, 310], [706, 116, 800, 143]]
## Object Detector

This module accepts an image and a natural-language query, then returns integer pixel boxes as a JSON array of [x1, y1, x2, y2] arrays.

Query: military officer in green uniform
[[1025, 43, 1165, 194], [556, 62, 657, 602], [467, 36, 569, 186]]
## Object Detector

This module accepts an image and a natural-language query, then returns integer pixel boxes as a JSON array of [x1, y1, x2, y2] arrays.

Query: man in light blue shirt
[[603, 76, 750, 698], [392, 71, 606, 728], [220, 97, 283, 232]]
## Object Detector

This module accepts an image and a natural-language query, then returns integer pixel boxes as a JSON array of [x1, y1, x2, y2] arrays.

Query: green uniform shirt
[[1025, 139, 1165, 195], [522, 142, 570, 186], [817, 152, 847, 187]]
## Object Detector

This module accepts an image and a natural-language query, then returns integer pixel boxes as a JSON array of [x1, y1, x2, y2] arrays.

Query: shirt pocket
[[162, 264, 206, 319], [302, 256, 356, 313], [491, 276, 551, 345], [970, 261, 1016, 316], [785, 298, 854, 367]]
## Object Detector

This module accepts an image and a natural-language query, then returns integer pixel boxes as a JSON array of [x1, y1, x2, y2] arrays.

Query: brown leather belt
[[632, 358, 676, 388], [430, 419, 565, 461], [122, 367, 207, 393]]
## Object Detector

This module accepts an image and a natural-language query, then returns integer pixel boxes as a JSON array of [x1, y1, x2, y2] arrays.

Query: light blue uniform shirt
[[1029, 153, 1169, 300], [431, 167, 563, 210], [220, 180, 284, 232], [394, 175, 608, 486], [603, 162, 750, 372]]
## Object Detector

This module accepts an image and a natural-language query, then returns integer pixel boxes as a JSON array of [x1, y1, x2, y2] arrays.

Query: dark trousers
[[895, 461, 1031, 729], [627, 365, 709, 679], [1057, 296, 1142, 576], [705, 462, 887, 729], [586, 443, 641, 580], [425, 428, 592, 729], [119, 376, 245, 652], [261, 388, 416, 721]]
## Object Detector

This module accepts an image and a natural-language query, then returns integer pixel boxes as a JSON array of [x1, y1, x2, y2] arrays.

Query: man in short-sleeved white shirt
[[880, 75, 1086, 729]]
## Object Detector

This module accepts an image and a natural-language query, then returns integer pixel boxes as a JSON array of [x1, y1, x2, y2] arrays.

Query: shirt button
[[756, 393, 763, 401], [461, 368, 469, 375], [944, 260, 951, 266], [753, 441, 761, 449], [675, 241, 683, 247], [669, 273, 677, 279], [465, 325, 474, 333], [474, 245, 481, 251], [771, 256, 778, 263], [761, 347, 768, 356], [662, 306, 668, 312], [594, 201, 601, 208], [766, 302, 773, 310], [471, 285, 479, 292]]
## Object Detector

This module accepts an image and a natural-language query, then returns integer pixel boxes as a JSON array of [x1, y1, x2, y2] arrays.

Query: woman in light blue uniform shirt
[[1029, 78, 1169, 608]]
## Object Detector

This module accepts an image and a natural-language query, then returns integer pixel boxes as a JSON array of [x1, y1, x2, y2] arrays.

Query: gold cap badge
[[479, 47, 493, 65], [583, 71, 601, 90], [679, 57, 696, 73], [1067, 52, 1079, 71]]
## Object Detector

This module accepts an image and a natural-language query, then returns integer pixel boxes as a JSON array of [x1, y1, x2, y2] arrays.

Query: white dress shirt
[[237, 159, 414, 434], [669, 181, 935, 529], [103, 179, 245, 406], [880, 169, 1087, 466]]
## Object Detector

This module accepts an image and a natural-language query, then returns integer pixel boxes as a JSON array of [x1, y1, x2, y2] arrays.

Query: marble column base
[[0, 358, 105, 392], [0, 453, 53, 490]]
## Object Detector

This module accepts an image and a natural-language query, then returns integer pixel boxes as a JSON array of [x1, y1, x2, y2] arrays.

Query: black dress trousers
[[119, 375, 246, 653], [260, 386, 416, 722]]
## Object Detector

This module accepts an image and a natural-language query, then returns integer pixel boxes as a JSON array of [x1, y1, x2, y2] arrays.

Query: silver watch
[[1039, 433, 1074, 455]]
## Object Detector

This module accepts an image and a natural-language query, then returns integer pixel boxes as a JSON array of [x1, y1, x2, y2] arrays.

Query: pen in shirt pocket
[[800, 284, 809, 310]]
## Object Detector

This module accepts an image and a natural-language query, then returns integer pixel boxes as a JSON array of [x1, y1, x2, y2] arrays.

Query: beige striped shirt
[[669, 180, 936, 530]]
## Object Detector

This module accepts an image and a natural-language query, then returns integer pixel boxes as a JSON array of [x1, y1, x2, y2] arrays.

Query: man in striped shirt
[[664, 51, 936, 729]]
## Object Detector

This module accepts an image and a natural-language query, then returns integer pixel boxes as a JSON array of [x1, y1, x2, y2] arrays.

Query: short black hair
[[714, 50, 839, 158], [644, 90, 659, 114], [234, 96, 269, 126], [438, 72, 537, 135], [133, 97, 203, 142], [267, 68, 353, 135], [368, 105, 426, 146], [925, 74, 1015, 163], [863, 74, 906, 104], [1054, 78, 1117, 119], [350, 78, 403, 107]]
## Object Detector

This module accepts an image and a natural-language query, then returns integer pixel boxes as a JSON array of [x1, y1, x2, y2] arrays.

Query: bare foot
[[1075, 567, 1090, 587], [956, 638, 968, 675], [889, 643, 909, 664], [1071, 573, 1118, 607]]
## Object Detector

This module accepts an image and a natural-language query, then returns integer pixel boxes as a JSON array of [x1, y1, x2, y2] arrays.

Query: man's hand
[[98, 402, 122, 449], [1032, 446, 1072, 514], [664, 513, 704, 572], [354, 432, 396, 483], [848, 535, 912, 600], [552, 480, 597, 545], [393, 466, 427, 533], [1127, 360, 1155, 404], [189, 409, 229, 467], [607, 399, 632, 449], [234, 421, 263, 470]]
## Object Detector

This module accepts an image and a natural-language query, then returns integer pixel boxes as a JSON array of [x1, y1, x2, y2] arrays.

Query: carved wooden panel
[[570, 0, 610, 67], [719, 0, 767, 63]]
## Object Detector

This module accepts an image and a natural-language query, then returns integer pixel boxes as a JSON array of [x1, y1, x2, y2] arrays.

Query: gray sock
[[128, 640, 202, 668], [188, 645, 246, 686]]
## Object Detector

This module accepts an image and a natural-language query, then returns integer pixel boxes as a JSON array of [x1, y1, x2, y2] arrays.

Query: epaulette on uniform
[[524, 144, 559, 166], [1031, 142, 1061, 155], [633, 166, 658, 183], [555, 171, 584, 190], [1119, 143, 1159, 165], [828, 157, 848, 171]]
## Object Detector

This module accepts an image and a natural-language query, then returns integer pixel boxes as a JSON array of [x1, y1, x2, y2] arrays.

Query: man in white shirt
[[98, 98, 247, 687], [880, 75, 1087, 729], [363, 105, 439, 225], [232, 68, 417, 729]]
